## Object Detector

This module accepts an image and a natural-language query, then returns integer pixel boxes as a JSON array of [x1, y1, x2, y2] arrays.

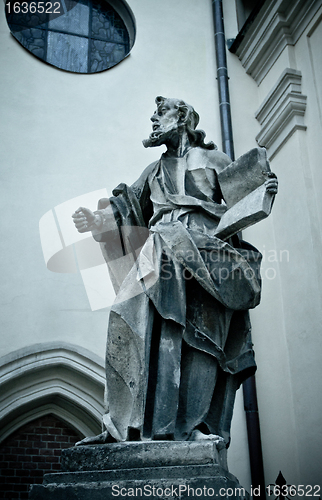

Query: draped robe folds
[[93, 147, 262, 444]]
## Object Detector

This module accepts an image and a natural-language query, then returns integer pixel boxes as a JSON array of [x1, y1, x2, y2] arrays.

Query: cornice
[[255, 68, 307, 159], [233, 0, 322, 84]]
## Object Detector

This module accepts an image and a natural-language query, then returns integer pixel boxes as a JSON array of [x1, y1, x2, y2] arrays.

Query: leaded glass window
[[6, 0, 132, 73]]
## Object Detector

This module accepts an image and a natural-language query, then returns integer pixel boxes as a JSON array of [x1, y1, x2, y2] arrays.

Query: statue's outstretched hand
[[265, 172, 278, 195], [72, 207, 96, 233]]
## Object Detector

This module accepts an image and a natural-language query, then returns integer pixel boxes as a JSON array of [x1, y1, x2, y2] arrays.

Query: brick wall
[[0, 414, 83, 500]]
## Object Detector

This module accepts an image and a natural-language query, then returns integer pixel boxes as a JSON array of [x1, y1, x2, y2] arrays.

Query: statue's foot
[[189, 429, 226, 450], [75, 430, 115, 446]]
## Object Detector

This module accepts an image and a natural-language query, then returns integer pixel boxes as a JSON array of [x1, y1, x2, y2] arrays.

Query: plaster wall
[[224, 0, 322, 487], [0, 0, 252, 489], [0, 0, 222, 360], [2, 0, 321, 490]]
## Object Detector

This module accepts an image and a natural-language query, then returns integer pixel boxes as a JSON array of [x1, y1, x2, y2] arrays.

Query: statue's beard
[[143, 124, 178, 148]]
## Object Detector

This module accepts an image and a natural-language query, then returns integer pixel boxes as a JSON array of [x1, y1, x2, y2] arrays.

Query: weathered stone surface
[[71, 97, 277, 450], [29, 447, 249, 500], [215, 183, 275, 240], [61, 440, 227, 472], [43, 463, 241, 484], [29, 442, 249, 499], [217, 147, 270, 209]]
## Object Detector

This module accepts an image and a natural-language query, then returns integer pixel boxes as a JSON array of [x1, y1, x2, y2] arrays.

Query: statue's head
[[143, 96, 216, 150]]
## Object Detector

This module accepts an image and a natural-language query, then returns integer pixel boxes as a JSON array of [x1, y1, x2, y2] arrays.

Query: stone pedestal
[[29, 441, 249, 499]]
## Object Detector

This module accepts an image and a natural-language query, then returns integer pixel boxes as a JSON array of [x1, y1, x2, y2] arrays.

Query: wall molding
[[0, 343, 105, 443], [255, 68, 307, 159], [233, 0, 322, 84]]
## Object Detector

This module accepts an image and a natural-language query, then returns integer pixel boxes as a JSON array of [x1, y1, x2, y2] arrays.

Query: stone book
[[215, 147, 275, 240]]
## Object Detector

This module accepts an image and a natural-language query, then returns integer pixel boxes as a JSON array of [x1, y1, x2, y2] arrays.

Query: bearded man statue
[[72, 96, 277, 447]]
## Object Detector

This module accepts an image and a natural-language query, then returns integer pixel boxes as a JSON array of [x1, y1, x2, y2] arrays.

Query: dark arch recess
[[0, 414, 83, 499]]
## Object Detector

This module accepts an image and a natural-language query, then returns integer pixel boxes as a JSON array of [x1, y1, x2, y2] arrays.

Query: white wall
[[0, 0, 254, 482], [0, 0, 253, 486], [0, 0, 222, 359], [224, 0, 322, 487], [2, 0, 321, 490]]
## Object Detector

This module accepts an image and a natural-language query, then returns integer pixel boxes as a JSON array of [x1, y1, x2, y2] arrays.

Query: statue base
[[29, 441, 249, 500]]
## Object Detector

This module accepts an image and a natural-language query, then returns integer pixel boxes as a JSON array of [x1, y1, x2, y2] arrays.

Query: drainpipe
[[243, 376, 266, 496], [212, 1, 266, 497], [212, 0, 235, 161]]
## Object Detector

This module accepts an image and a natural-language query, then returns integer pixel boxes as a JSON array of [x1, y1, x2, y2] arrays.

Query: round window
[[5, 0, 135, 73]]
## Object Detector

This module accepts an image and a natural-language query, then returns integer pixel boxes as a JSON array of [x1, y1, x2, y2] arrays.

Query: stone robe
[[93, 146, 262, 444]]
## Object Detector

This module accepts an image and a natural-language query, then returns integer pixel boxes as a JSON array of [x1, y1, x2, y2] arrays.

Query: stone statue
[[72, 96, 277, 447]]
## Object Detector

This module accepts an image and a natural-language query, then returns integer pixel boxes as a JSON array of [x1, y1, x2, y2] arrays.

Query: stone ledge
[[44, 464, 235, 485], [30, 464, 249, 500], [29, 442, 249, 499], [61, 440, 228, 472]]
